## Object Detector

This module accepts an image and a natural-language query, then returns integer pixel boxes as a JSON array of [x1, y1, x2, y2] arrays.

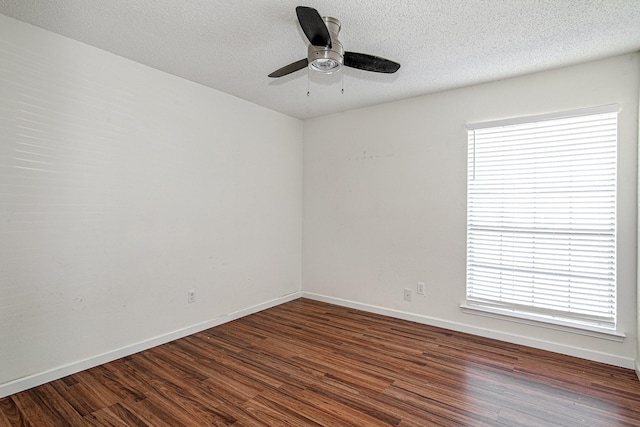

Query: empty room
[[1, 1, 640, 425]]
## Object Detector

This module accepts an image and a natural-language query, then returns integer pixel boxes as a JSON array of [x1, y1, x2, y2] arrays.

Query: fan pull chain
[[340, 72, 345, 113], [304, 72, 311, 116]]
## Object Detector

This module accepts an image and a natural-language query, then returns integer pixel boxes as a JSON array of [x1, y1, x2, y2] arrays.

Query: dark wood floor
[[2, 298, 640, 426]]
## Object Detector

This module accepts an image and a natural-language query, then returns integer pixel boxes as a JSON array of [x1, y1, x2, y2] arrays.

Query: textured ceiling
[[1, 0, 640, 119]]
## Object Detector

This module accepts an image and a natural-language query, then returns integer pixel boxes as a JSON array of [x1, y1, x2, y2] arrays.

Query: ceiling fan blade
[[296, 6, 331, 48], [268, 58, 309, 78], [344, 52, 400, 74]]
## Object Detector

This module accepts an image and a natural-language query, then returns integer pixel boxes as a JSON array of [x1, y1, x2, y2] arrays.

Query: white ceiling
[[1, 0, 639, 119]]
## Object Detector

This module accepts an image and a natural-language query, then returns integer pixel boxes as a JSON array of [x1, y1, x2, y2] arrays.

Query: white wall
[[303, 54, 640, 368], [0, 15, 302, 393]]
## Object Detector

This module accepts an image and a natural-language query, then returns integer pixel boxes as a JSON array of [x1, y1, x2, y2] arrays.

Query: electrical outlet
[[417, 282, 425, 295], [187, 289, 196, 304], [404, 288, 412, 302]]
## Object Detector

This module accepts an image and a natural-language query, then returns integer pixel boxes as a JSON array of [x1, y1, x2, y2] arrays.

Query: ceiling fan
[[268, 6, 401, 78]]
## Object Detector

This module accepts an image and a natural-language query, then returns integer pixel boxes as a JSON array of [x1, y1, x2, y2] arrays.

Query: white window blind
[[466, 107, 617, 330]]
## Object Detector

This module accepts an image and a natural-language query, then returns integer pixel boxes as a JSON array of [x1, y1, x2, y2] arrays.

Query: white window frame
[[463, 105, 623, 340]]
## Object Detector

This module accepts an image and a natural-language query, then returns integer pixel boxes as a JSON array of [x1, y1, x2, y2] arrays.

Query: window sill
[[460, 303, 626, 342]]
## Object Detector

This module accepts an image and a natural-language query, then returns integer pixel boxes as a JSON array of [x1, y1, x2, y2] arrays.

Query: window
[[465, 106, 618, 332]]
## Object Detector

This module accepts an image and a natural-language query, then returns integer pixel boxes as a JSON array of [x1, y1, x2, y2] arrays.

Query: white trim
[[0, 291, 302, 399], [636, 359, 640, 381], [466, 103, 620, 130], [460, 303, 625, 342], [301, 292, 635, 369]]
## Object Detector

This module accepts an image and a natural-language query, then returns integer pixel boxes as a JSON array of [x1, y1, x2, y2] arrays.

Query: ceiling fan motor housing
[[308, 17, 343, 73]]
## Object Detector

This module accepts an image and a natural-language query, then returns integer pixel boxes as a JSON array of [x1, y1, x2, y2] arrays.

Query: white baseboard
[[4, 290, 634, 398], [0, 291, 302, 399], [302, 292, 636, 370]]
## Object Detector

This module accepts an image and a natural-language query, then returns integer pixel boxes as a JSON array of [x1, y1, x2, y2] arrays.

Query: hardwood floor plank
[[243, 391, 326, 426], [0, 396, 29, 427], [3, 298, 640, 426], [48, 378, 116, 417], [120, 355, 237, 425], [82, 362, 147, 404], [83, 402, 149, 427], [10, 383, 86, 426], [383, 382, 499, 427]]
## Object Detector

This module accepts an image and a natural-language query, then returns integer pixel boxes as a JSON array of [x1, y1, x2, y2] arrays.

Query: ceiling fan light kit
[[308, 17, 343, 74], [269, 6, 400, 78]]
